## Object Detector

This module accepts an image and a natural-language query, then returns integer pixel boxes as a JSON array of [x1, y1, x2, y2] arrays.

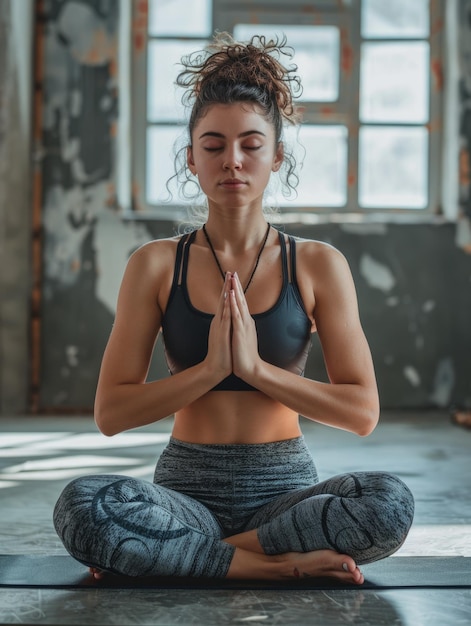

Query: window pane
[[362, 0, 429, 39], [147, 126, 189, 205], [148, 41, 204, 122], [360, 42, 429, 123], [233, 24, 340, 102], [148, 0, 212, 37], [359, 126, 428, 209], [277, 125, 347, 207]]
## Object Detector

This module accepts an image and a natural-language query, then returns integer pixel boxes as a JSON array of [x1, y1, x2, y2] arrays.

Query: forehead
[[193, 102, 274, 136]]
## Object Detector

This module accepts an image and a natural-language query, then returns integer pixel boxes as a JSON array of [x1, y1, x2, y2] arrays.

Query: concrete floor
[[0, 411, 470, 625]]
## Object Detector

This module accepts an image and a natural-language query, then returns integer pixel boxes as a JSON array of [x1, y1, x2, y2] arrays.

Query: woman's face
[[187, 102, 283, 211]]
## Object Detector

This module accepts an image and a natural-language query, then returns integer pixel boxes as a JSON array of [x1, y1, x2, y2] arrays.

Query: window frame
[[120, 0, 449, 223]]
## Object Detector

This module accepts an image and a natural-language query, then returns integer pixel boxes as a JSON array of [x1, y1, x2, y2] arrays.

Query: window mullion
[[346, 1, 361, 214]]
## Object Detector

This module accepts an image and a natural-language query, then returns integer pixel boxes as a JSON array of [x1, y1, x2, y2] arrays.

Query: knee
[[54, 477, 81, 516], [375, 472, 414, 520], [53, 478, 83, 537], [53, 475, 106, 542], [367, 472, 415, 544], [340, 472, 414, 564]]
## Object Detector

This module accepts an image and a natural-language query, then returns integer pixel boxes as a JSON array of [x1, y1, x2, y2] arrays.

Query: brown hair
[[177, 32, 302, 144]]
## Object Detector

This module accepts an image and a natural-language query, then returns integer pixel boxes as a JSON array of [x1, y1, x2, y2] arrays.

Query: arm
[[94, 243, 232, 436], [229, 244, 380, 436]]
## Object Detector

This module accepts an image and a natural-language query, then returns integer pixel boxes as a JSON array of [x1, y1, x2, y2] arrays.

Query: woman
[[54, 34, 414, 584]]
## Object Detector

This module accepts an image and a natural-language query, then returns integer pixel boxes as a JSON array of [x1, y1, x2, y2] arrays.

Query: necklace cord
[[202, 223, 271, 294]]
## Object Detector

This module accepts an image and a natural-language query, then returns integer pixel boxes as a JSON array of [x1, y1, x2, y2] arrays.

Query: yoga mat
[[0, 555, 470, 590]]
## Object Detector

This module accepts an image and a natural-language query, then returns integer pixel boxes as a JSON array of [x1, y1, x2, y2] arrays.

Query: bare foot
[[227, 546, 364, 584], [280, 550, 364, 585], [89, 566, 106, 580], [88, 550, 364, 585]]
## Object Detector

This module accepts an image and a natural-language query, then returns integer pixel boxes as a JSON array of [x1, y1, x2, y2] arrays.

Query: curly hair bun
[[177, 32, 303, 126]]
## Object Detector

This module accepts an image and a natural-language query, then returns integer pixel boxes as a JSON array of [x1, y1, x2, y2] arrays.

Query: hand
[[205, 272, 233, 381], [229, 272, 262, 383]]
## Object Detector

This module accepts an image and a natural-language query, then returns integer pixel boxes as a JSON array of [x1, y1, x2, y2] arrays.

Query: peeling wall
[[0, 0, 33, 414], [38, 0, 156, 408], [290, 221, 471, 409], [1, 0, 471, 413]]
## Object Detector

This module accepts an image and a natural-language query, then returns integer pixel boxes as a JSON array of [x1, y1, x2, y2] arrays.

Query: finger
[[232, 271, 243, 295], [229, 288, 240, 322], [215, 272, 231, 320], [231, 272, 248, 313]]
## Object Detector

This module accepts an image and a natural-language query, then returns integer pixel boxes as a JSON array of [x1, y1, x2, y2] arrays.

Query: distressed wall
[[38, 0, 157, 409], [0, 0, 33, 414], [286, 221, 471, 409], [1, 0, 471, 414]]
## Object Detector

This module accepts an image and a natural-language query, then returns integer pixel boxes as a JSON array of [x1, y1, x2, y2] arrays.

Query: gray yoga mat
[[0, 555, 470, 590]]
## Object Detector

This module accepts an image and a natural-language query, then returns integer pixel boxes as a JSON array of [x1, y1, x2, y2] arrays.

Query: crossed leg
[[224, 470, 414, 584], [92, 545, 362, 583], [58, 471, 413, 585], [91, 537, 362, 583]]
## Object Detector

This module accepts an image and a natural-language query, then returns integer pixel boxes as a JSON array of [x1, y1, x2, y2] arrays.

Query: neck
[[202, 220, 272, 294], [203, 213, 270, 254]]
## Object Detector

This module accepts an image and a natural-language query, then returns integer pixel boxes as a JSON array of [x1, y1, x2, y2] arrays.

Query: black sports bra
[[161, 230, 312, 391]]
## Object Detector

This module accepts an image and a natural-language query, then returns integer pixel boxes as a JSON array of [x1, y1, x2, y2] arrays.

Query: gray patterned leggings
[[53, 436, 414, 578]]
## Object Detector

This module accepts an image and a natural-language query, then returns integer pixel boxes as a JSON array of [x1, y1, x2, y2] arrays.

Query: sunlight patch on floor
[[396, 525, 471, 556], [0, 432, 170, 487], [0, 432, 170, 454]]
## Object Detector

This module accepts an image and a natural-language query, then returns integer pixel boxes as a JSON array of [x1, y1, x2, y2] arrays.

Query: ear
[[272, 142, 284, 172], [187, 146, 197, 175]]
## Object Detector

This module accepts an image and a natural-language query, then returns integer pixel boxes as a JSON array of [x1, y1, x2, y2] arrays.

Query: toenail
[[342, 562, 349, 572]]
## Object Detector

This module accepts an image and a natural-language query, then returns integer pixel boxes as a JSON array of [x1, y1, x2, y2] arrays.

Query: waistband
[[166, 436, 308, 458]]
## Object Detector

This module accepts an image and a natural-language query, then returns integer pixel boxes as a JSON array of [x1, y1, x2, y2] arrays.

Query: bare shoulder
[[284, 236, 353, 320], [128, 235, 181, 266], [291, 236, 351, 284], [122, 235, 185, 282], [117, 235, 187, 314]]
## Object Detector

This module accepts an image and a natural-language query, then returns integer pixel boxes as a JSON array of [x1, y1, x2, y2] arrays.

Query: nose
[[223, 146, 242, 170]]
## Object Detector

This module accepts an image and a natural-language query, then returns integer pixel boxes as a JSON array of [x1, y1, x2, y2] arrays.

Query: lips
[[220, 178, 247, 188]]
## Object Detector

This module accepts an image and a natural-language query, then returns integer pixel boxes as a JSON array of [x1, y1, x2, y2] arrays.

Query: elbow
[[357, 420, 377, 437], [96, 421, 118, 437], [94, 401, 119, 437], [356, 403, 380, 437], [94, 414, 116, 437]]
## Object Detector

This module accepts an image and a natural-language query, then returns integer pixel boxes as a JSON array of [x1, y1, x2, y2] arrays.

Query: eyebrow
[[198, 130, 267, 140]]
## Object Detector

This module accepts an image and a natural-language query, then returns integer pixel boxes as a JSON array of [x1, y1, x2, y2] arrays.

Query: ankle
[[226, 549, 284, 579], [223, 530, 265, 554], [270, 554, 298, 579]]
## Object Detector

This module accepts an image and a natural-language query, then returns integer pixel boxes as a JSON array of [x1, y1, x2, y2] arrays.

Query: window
[[358, 0, 437, 211], [126, 0, 444, 220]]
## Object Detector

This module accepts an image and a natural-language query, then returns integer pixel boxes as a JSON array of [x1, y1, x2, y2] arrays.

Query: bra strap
[[288, 235, 297, 285], [277, 230, 289, 286], [171, 231, 194, 290], [180, 229, 197, 286]]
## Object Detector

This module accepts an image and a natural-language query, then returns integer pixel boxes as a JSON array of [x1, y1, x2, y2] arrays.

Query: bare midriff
[[172, 391, 302, 444]]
